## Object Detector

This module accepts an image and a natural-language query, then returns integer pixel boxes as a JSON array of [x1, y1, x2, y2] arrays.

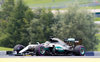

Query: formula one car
[[13, 37, 85, 56]]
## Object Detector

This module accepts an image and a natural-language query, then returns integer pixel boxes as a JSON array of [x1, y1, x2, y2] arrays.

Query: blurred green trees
[[28, 9, 55, 43], [0, 0, 34, 47]]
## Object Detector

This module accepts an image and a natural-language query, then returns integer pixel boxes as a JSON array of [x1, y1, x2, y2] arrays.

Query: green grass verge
[[24, 0, 70, 4], [96, 34, 100, 40], [95, 34, 100, 51], [0, 47, 13, 51], [23, 0, 70, 8], [97, 43, 100, 51], [95, 17, 100, 21], [23, 0, 100, 5]]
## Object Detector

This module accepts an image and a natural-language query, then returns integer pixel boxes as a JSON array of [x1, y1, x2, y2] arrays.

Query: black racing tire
[[35, 45, 46, 56], [14, 44, 25, 54], [74, 45, 85, 56]]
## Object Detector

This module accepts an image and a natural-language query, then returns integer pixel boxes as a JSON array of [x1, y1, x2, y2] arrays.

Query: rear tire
[[74, 45, 85, 56]]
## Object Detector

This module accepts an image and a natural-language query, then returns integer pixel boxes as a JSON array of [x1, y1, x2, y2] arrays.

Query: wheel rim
[[80, 48, 85, 55], [40, 47, 45, 54]]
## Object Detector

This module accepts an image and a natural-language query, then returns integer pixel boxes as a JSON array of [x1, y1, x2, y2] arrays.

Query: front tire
[[35, 45, 46, 56]]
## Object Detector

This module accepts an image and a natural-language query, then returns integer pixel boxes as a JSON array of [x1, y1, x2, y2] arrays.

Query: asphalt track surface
[[0, 56, 100, 62]]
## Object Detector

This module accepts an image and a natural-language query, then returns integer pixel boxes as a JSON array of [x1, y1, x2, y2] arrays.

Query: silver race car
[[13, 37, 85, 56]]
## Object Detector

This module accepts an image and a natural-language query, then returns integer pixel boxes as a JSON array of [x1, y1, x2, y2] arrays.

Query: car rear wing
[[64, 38, 82, 46]]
